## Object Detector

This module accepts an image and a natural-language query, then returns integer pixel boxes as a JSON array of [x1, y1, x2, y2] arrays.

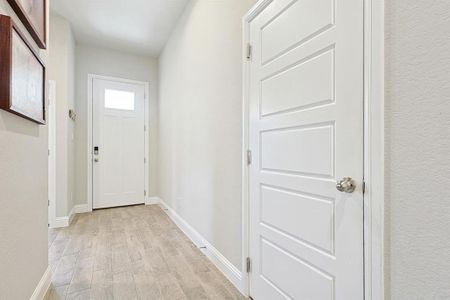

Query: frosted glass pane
[[105, 89, 135, 110]]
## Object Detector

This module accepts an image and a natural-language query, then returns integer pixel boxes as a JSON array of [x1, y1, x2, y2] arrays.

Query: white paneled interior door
[[248, 0, 364, 299], [93, 78, 145, 209]]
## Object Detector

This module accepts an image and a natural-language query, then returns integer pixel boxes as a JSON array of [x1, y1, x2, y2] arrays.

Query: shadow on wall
[[0, 111, 40, 137]]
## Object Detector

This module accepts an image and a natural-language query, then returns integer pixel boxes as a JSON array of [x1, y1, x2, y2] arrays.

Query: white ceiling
[[50, 0, 189, 57]]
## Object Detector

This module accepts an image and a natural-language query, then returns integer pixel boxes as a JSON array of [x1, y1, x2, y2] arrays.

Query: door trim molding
[[87, 74, 150, 211], [241, 0, 385, 298], [362, 0, 385, 299], [47, 80, 56, 228]]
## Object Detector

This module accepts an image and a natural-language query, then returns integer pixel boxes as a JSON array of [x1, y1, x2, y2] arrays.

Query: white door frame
[[87, 74, 150, 211], [241, 0, 385, 299], [48, 80, 57, 228]]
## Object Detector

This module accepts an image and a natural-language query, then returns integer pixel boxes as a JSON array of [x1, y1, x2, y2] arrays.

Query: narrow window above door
[[104, 89, 135, 110]]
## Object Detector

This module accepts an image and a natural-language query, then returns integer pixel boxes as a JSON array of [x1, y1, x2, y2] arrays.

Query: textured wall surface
[[158, 0, 257, 269], [75, 44, 159, 205], [0, 1, 49, 299], [385, 1, 450, 299], [48, 14, 76, 217]]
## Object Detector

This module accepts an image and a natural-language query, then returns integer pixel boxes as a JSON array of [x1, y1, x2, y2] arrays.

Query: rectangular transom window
[[104, 89, 135, 110]]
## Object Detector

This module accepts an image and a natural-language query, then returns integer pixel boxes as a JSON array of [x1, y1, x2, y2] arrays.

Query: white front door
[[248, 0, 364, 299], [93, 78, 145, 209]]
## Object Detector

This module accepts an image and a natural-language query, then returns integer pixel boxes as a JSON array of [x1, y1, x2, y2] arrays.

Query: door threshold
[[93, 203, 145, 211]]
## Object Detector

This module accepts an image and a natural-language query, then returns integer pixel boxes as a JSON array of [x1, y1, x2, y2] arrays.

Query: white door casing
[[247, 0, 364, 299], [92, 78, 146, 209], [48, 80, 56, 228]]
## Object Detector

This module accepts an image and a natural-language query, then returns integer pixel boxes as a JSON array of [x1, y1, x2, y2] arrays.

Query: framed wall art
[[0, 15, 46, 124], [6, 0, 46, 49]]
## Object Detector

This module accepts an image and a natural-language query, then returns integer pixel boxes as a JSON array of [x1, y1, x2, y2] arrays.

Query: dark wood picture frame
[[0, 15, 46, 124], [6, 0, 46, 49]]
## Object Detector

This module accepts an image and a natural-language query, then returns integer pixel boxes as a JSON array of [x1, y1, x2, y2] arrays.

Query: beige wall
[[75, 44, 159, 205], [0, 1, 48, 299], [47, 13, 76, 217], [385, 0, 450, 299], [158, 0, 257, 269]]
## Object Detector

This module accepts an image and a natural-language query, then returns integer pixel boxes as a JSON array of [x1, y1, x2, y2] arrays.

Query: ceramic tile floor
[[45, 204, 245, 300]]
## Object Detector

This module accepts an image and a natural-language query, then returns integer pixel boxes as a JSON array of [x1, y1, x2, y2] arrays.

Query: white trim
[[52, 207, 75, 228], [241, 0, 385, 299], [145, 196, 160, 205], [53, 216, 69, 228], [241, 2, 273, 295], [51, 204, 90, 228], [158, 199, 245, 295], [69, 209, 76, 225], [29, 266, 52, 300], [241, 1, 274, 297], [67, 205, 76, 226], [87, 74, 150, 211], [363, 0, 385, 298], [73, 204, 90, 214], [47, 80, 56, 228]]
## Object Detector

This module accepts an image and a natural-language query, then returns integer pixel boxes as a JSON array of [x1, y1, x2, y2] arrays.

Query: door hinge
[[362, 181, 366, 194], [246, 43, 252, 61], [144, 190, 147, 196], [247, 149, 252, 165], [144, 125, 147, 132], [144, 158, 147, 163], [48, 199, 50, 207], [246, 257, 251, 273], [48, 149, 50, 156]]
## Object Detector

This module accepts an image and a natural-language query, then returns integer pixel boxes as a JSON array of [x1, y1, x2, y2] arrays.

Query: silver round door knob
[[336, 177, 356, 193]]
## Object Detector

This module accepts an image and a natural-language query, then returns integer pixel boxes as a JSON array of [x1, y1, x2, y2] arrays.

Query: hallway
[[46, 205, 244, 300]]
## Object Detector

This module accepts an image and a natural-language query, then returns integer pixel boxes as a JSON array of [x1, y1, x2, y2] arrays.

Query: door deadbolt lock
[[336, 177, 356, 193]]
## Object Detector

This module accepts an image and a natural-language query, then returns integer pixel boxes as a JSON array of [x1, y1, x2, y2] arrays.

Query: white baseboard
[[73, 204, 90, 214], [53, 216, 69, 228], [145, 197, 161, 205], [68, 205, 76, 225], [51, 204, 91, 228], [52, 207, 75, 228], [30, 266, 52, 300], [158, 199, 245, 294]]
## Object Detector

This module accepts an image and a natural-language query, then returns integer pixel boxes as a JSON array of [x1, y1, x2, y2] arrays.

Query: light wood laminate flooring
[[46, 204, 245, 300]]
